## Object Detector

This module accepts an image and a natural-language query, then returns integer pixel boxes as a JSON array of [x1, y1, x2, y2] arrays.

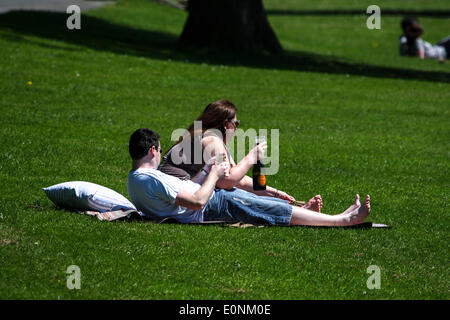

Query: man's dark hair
[[129, 128, 160, 160]]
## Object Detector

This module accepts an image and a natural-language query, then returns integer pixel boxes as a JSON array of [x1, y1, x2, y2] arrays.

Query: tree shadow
[[266, 9, 450, 18], [1, 10, 449, 83]]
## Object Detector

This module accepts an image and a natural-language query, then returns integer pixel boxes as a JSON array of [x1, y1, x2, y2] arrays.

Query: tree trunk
[[179, 0, 282, 53]]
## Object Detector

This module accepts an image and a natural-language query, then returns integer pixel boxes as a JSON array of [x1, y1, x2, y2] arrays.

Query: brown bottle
[[253, 160, 266, 190], [252, 140, 266, 192]]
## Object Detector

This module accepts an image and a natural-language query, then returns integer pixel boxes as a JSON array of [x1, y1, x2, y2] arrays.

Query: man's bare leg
[[302, 195, 323, 212], [338, 195, 370, 226], [289, 194, 370, 227], [338, 194, 361, 216]]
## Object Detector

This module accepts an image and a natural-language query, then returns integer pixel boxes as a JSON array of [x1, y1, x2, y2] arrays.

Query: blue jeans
[[203, 188, 293, 225], [437, 36, 450, 58]]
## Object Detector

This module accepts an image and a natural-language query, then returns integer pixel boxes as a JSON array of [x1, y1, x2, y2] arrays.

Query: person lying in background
[[399, 17, 449, 62]]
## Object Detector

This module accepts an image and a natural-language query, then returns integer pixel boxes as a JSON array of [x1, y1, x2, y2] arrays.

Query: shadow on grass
[[266, 9, 450, 18], [1, 10, 449, 83]]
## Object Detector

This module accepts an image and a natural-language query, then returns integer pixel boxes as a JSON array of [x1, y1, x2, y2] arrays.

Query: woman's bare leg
[[302, 195, 323, 212], [289, 194, 370, 226]]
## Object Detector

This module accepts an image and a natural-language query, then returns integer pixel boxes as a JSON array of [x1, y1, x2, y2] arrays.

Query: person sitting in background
[[399, 17, 449, 61], [126, 128, 371, 227]]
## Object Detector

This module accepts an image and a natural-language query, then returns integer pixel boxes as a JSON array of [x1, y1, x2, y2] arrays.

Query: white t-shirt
[[127, 168, 209, 223], [399, 35, 447, 59], [417, 38, 446, 59]]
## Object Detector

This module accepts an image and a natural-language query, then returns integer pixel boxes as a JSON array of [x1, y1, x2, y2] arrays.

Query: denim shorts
[[203, 188, 293, 225]]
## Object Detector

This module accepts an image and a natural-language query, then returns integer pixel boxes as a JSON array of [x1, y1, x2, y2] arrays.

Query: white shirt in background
[[399, 35, 447, 59]]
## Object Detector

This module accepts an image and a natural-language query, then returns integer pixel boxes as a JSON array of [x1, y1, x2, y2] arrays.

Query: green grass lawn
[[0, 0, 449, 299]]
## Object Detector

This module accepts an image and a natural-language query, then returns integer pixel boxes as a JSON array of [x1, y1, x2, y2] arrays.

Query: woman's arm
[[202, 136, 296, 201], [235, 175, 296, 202], [202, 136, 267, 190]]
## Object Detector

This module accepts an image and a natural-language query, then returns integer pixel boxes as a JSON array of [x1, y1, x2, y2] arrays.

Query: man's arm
[[418, 49, 425, 59], [175, 163, 229, 210], [416, 39, 425, 59], [190, 168, 209, 185], [190, 158, 216, 185]]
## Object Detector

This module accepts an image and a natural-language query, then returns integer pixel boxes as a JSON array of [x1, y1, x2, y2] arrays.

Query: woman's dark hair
[[187, 99, 237, 136], [129, 128, 160, 160], [164, 99, 238, 155]]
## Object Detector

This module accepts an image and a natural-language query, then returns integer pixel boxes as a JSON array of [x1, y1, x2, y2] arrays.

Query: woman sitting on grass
[[158, 99, 323, 212]]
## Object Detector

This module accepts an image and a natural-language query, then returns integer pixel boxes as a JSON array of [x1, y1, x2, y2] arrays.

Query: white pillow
[[43, 181, 136, 212]]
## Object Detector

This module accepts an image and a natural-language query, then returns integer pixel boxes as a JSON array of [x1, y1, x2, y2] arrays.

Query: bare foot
[[338, 195, 370, 226], [338, 194, 360, 216], [302, 195, 323, 212]]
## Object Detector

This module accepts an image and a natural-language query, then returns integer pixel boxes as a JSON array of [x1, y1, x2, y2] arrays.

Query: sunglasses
[[229, 119, 240, 128]]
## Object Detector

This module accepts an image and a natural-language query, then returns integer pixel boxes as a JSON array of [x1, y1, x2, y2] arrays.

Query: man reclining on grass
[[126, 128, 371, 227]]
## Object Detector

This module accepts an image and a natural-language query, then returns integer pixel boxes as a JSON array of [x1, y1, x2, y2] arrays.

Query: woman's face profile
[[224, 114, 238, 142]]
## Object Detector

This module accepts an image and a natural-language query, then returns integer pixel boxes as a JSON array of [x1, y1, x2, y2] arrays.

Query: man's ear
[[148, 145, 155, 156]]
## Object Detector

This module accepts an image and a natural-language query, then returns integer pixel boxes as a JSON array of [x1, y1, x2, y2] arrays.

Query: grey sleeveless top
[[158, 132, 231, 180]]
